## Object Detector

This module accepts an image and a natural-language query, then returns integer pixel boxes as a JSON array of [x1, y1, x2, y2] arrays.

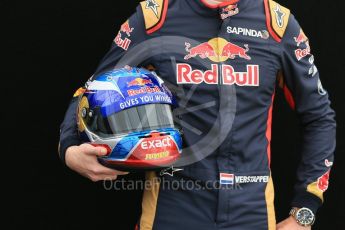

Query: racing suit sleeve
[[59, 5, 149, 164], [279, 15, 336, 213]]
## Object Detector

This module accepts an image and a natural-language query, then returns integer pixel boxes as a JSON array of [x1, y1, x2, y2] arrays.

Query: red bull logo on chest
[[179, 37, 259, 86], [177, 64, 259, 86], [184, 37, 251, 62]]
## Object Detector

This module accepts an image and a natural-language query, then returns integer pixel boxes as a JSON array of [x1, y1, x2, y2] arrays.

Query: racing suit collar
[[188, 0, 240, 17], [199, 0, 240, 9]]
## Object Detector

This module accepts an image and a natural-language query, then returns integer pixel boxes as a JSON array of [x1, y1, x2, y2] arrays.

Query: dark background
[[3, 0, 344, 229]]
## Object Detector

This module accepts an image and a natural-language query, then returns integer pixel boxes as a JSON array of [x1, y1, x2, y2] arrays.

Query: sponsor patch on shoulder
[[114, 20, 134, 51], [264, 0, 290, 42], [141, 0, 168, 34]]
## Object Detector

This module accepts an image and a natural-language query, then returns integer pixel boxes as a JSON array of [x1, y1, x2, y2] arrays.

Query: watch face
[[296, 208, 315, 226]]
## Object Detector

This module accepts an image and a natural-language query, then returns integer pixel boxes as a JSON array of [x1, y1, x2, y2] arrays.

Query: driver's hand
[[65, 143, 129, 182]]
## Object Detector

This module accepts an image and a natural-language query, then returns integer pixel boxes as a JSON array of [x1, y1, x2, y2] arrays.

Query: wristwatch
[[289, 207, 315, 227]]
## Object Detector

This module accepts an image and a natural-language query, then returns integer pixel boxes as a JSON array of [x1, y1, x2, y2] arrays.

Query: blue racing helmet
[[77, 66, 182, 170]]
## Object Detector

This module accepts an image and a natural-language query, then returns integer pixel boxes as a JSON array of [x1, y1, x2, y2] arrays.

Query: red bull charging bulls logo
[[222, 43, 251, 60], [184, 37, 251, 62], [294, 29, 308, 47], [184, 42, 216, 60], [127, 78, 153, 87], [294, 29, 311, 61], [120, 20, 134, 37]]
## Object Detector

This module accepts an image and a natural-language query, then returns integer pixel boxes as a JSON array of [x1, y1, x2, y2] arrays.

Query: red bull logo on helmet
[[126, 78, 159, 96], [127, 86, 161, 96], [127, 78, 154, 87], [184, 37, 251, 62]]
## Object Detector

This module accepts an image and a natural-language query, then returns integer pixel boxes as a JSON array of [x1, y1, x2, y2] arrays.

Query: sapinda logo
[[141, 137, 172, 150], [227, 27, 269, 39]]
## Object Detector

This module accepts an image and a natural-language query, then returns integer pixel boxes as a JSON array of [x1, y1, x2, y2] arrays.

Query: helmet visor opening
[[86, 104, 175, 137]]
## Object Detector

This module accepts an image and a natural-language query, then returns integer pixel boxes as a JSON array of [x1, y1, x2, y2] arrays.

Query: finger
[[89, 172, 122, 182], [89, 174, 117, 182], [102, 168, 129, 176], [81, 144, 108, 157], [101, 169, 129, 176], [89, 175, 105, 182], [90, 164, 129, 176], [101, 175, 119, 181]]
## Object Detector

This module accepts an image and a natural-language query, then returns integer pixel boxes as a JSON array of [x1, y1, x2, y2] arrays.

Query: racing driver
[[59, 0, 336, 229]]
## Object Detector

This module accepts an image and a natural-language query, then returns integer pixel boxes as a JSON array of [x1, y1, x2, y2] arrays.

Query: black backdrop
[[3, 0, 345, 229]]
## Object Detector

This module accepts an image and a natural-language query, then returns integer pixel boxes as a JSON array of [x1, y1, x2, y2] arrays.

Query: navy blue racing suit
[[59, 0, 336, 229]]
